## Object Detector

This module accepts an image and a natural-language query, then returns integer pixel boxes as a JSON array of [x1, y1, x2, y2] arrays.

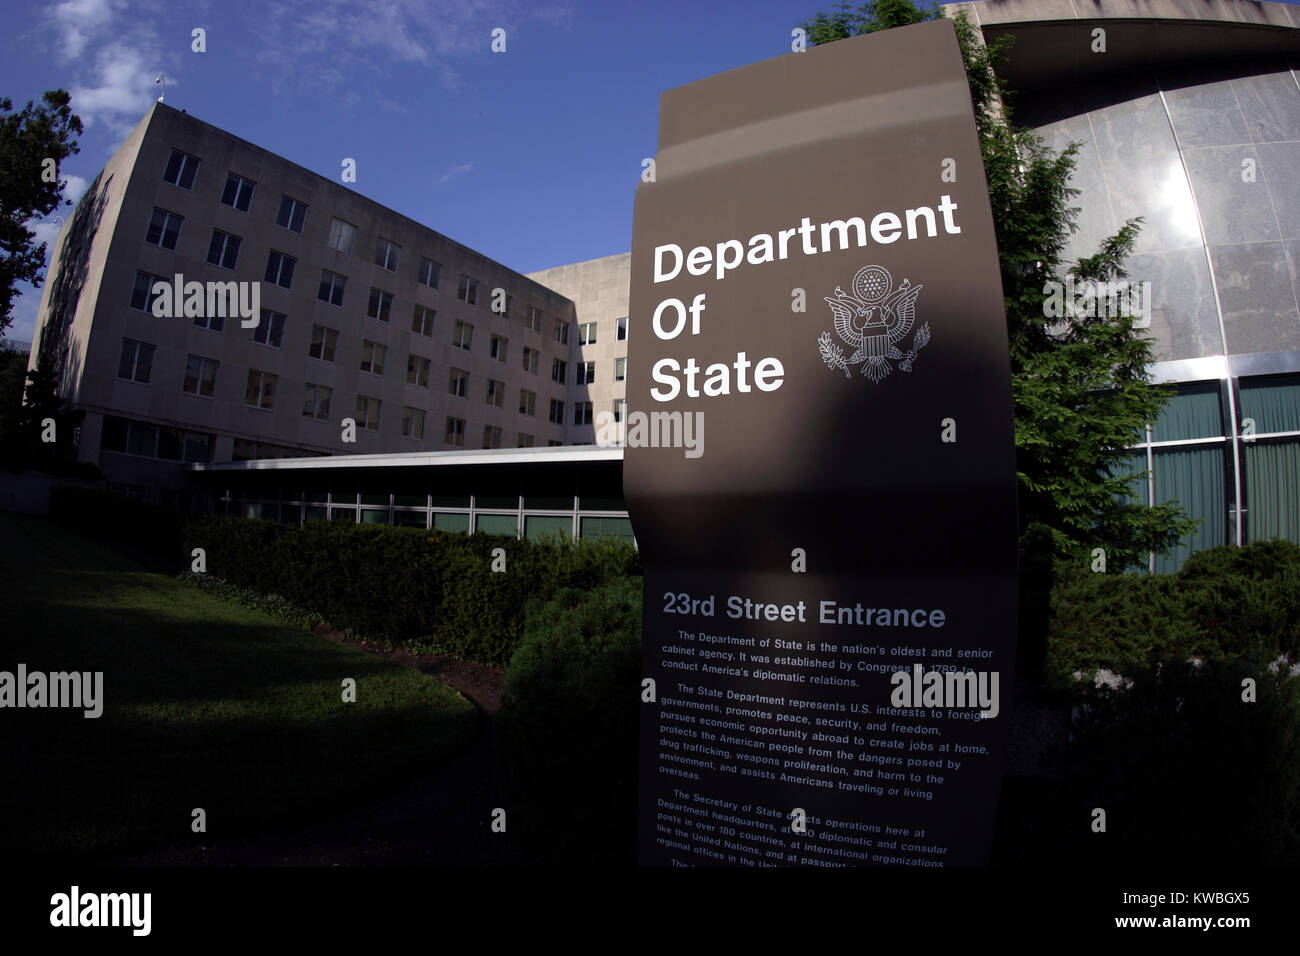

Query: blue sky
[[2, 0, 1297, 343]]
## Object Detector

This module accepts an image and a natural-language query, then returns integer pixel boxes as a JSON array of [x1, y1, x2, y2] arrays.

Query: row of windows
[[100, 414, 214, 463], [130, 272, 585, 392], [118, 336, 582, 427], [160, 149, 597, 350], [165, 149, 573, 335], [164, 148, 444, 289], [136, 234, 565, 347], [218, 496, 634, 543], [218, 496, 634, 541]]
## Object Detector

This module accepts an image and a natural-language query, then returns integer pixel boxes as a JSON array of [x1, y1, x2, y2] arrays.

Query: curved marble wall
[[1016, 58, 1300, 367]]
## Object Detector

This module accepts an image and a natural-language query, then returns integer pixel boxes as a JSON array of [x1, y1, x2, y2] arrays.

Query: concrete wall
[[528, 252, 631, 445]]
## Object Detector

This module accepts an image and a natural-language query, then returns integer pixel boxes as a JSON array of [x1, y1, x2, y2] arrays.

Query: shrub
[[1045, 539, 1300, 689], [496, 578, 643, 865], [180, 516, 641, 666]]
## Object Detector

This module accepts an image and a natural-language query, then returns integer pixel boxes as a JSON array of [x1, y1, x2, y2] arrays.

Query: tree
[[10, 359, 66, 465], [0, 90, 84, 338], [798, 2, 1196, 573], [0, 346, 27, 447]]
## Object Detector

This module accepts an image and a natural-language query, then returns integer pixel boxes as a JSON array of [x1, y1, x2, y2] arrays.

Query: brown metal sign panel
[[626, 18, 1018, 867]]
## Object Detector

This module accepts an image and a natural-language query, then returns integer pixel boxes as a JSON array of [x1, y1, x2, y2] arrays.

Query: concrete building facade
[[526, 253, 632, 446], [32, 103, 584, 502]]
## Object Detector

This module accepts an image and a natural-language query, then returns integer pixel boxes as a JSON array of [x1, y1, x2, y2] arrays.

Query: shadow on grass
[[0, 513, 478, 862]]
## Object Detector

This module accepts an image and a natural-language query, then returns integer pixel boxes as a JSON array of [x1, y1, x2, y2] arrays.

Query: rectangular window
[[319, 270, 347, 306], [367, 288, 392, 321], [614, 356, 626, 382], [549, 399, 565, 425], [254, 309, 285, 348], [162, 149, 200, 189], [579, 321, 597, 345], [449, 367, 469, 398], [486, 378, 505, 408], [328, 217, 356, 254], [127, 421, 157, 457], [193, 309, 224, 333], [574, 401, 594, 425], [490, 334, 507, 362], [497, 293, 513, 319], [522, 346, 539, 374], [303, 383, 332, 420], [445, 416, 465, 447], [221, 172, 255, 211], [129, 270, 165, 312], [554, 320, 569, 345], [276, 196, 307, 233], [552, 358, 567, 384], [412, 304, 436, 337], [616, 316, 628, 341], [145, 208, 182, 250], [453, 319, 473, 350], [401, 406, 425, 439], [406, 354, 430, 387], [419, 257, 440, 288], [519, 389, 536, 416], [206, 229, 241, 269], [117, 339, 154, 383], [578, 361, 596, 385], [355, 394, 381, 431], [458, 274, 479, 304], [374, 237, 400, 271], [183, 355, 218, 397], [483, 425, 502, 449], [309, 324, 338, 362], [360, 340, 387, 375], [265, 250, 296, 289], [526, 306, 542, 332], [157, 427, 185, 462], [517, 433, 534, 448], [548, 440, 563, 447], [613, 398, 626, 423], [245, 369, 277, 410]]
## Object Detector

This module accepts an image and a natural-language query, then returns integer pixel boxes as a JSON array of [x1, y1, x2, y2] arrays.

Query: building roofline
[[145, 102, 575, 306], [527, 250, 633, 277], [187, 443, 624, 473], [942, 0, 1299, 92]]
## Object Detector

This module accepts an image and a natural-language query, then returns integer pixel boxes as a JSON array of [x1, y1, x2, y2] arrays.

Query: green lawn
[[0, 512, 477, 859]]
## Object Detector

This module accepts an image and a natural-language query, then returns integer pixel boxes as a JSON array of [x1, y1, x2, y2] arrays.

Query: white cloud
[[29, 220, 64, 255], [53, 0, 116, 61], [63, 175, 89, 206], [437, 162, 474, 184], [247, 0, 573, 92], [70, 44, 162, 137]]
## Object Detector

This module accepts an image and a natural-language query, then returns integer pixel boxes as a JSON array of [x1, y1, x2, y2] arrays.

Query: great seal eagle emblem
[[818, 265, 929, 382]]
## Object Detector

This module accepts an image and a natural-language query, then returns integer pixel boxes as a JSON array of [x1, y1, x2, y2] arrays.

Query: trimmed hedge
[[496, 578, 642, 865], [1046, 538, 1300, 689], [182, 516, 641, 667]]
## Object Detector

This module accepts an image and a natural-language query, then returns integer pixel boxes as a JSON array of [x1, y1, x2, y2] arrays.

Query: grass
[[0, 512, 477, 860]]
